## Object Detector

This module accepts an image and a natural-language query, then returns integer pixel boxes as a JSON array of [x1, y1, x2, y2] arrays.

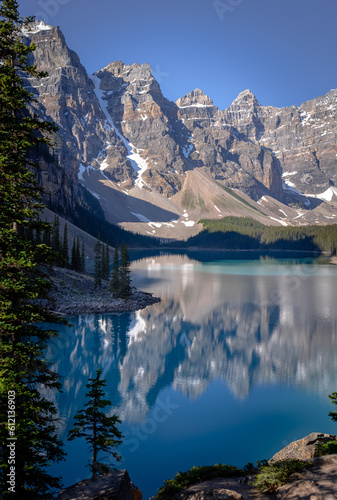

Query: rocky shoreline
[[48, 266, 160, 315]]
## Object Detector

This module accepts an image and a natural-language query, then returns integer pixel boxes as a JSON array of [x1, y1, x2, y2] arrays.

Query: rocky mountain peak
[[231, 88, 258, 104], [22, 19, 53, 35], [100, 61, 153, 81], [176, 88, 216, 109]]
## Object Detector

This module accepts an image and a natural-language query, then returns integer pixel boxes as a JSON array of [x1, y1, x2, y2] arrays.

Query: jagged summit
[[22, 20, 53, 35], [97, 60, 153, 78], [176, 88, 216, 108], [230, 89, 259, 105]]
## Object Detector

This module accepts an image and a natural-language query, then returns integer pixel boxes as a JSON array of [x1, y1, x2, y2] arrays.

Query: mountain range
[[23, 20, 337, 240]]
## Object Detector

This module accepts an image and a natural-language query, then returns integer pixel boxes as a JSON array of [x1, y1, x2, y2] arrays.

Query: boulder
[[174, 488, 245, 499], [269, 432, 337, 462], [131, 482, 143, 500], [56, 469, 142, 500]]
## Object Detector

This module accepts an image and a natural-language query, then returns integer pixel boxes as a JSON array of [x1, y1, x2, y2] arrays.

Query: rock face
[[23, 21, 337, 229], [222, 88, 337, 202], [23, 21, 131, 211], [173, 486, 245, 499], [56, 469, 138, 500], [269, 432, 337, 462]]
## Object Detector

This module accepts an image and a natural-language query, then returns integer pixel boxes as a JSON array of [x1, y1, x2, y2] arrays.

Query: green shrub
[[252, 460, 310, 492], [315, 440, 337, 457], [156, 463, 244, 499]]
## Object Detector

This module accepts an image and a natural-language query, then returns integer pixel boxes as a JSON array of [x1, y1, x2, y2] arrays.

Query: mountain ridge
[[22, 21, 337, 239]]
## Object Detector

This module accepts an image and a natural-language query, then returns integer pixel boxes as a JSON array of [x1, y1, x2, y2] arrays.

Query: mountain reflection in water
[[46, 254, 337, 497]]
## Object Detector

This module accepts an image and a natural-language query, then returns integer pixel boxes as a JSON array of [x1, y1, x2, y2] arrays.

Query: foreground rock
[[269, 432, 337, 462], [48, 266, 160, 315], [56, 469, 143, 500]]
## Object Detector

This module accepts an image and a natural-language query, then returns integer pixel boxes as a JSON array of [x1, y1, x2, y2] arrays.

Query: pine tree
[[94, 236, 102, 290], [101, 241, 110, 280], [119, 242, 131, 299], [101, 241, 106, 279], [76, 236, 81, 270], [109, 245, 120, 296], [0, 3, 65, 498], [105, 241, 110, 279], [328, 392, 337, 422], [52, 215, 61, 254], [62, 222, 69, 267], [70, 237, 76, 270], [81, 240, 85, 272], [67, 369, 123, 479]]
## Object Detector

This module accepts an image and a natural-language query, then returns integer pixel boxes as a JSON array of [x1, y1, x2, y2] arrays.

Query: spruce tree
[[70, 237, 77, 270], [328, 392, 337, 422], [81, 240, 85, 272], [0, 3, 65, 498], [105, 241, 110, 279], [67, 369, 123, 479], [62, 222, 69, 267], [101, 241, 110, 280], [52, 215, 61, 254], [94, 236, 102, 290], [109, 245, 120, 296], [76, 236, 80, 266], [119, 242, 131, 299]]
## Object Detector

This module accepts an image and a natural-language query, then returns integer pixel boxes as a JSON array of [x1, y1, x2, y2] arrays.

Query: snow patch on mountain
[[22, 20, 52, 35], [78, 164, 95, 181], [89, 74, 150, 188], [306, 186, 337, 202], [131, 212, 151, 223], [269, 217, 288, 226], [178, 103, 214, 109]]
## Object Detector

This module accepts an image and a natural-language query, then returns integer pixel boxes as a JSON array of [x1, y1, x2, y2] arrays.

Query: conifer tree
[[101, 241, 106, 278], [52, 215, 61, 254], [119, 242, 131, 299], [101, 241, 110, 280], [109, 245, 120, 296], [62, 222, 69, 267], [81, 240, 85, 272], [94, 236, 102, 289], [70, 237, 77, 270], [328, 392, 337, 422], [0, 3, 65, 497], [75, 236, 81, 270], [67, 369, 123, 479]]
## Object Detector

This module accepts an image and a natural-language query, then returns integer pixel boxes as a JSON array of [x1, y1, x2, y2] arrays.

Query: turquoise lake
[[47, 253, 337, 499]]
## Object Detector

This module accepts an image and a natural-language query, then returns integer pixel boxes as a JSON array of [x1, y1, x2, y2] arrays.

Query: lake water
[[47, 253, 337, 499]]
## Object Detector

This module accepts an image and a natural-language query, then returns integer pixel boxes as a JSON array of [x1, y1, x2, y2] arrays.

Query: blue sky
[[20, 0, 337, 110]]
